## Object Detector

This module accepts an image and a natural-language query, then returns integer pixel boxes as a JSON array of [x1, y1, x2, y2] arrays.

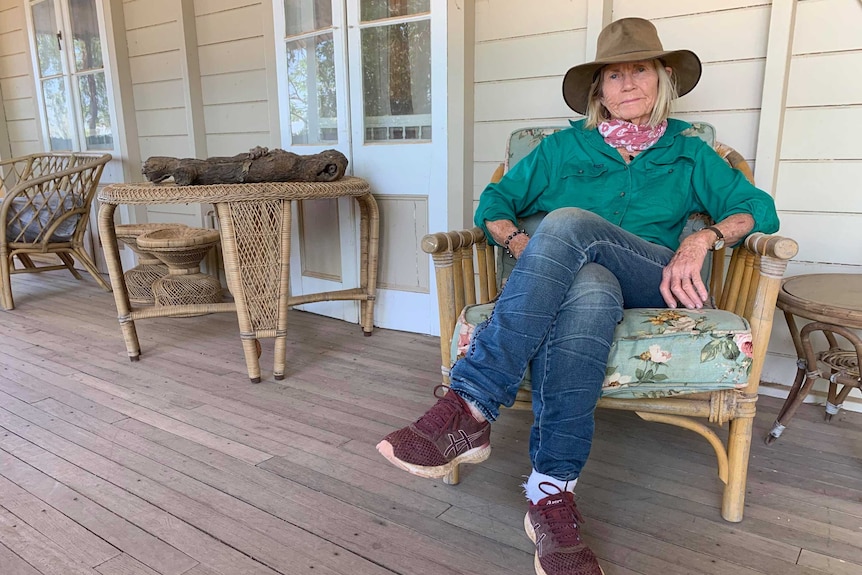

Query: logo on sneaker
[[443, 429, 485, 457], [533, 526, 546, 555]]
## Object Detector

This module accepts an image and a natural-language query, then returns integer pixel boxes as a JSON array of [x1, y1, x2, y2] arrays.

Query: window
[[284, 0, 339, 145], [28, 0, 114, 152], [359, 0, 431, 143], [278, 0, 432, 146]]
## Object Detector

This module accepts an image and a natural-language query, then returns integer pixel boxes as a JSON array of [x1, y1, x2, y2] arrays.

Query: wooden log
[[142, 147, 349, 186]]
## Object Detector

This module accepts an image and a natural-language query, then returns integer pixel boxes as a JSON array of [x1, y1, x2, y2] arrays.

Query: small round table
[[766, 273, 862, 444]]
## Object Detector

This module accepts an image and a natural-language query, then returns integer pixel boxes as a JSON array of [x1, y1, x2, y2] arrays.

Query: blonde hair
[[583, 60, 679, 129]]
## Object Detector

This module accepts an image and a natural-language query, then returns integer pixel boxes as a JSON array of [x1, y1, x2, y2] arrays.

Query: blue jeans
[[450, 208, 674, 480]]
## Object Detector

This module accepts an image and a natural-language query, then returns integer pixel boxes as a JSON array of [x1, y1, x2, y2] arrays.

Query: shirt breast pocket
[[559, 161, 609, 180], [642, 156, 696, 222], [556, 161, 612, 210], [644, 157, 694, 187]]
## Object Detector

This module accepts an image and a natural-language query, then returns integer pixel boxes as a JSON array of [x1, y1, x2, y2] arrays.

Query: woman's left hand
[[659, 234, 712, 309], [660, 214, 755, 308]]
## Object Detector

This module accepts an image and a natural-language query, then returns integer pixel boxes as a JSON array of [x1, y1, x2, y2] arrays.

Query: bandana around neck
[[598, 119, 668, 152]]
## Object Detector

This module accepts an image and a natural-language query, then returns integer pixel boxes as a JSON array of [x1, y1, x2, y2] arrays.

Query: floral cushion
[[450, 303, 752, 399]]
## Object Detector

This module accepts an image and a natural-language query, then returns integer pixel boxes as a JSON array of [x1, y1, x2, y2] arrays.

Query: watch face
[[713, 239, 725, 251]]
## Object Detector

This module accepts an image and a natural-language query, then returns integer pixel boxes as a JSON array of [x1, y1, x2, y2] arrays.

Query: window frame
[[24, 0, 118, 154]]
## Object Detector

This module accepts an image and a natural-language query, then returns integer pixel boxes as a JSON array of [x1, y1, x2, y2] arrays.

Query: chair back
[[1, 153, 111, 245]]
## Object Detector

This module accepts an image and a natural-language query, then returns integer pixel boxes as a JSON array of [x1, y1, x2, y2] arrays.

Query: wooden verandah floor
[[0, 272, 860, 575]]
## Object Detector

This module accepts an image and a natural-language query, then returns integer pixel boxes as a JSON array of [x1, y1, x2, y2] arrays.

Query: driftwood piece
[[142, 147, 349, 186]]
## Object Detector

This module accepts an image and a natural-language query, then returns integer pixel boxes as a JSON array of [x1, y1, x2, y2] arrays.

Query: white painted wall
[[0, 0, 41, 157], [764, 0, 862, 411]]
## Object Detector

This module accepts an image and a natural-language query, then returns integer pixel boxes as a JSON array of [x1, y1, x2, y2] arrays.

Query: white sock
[[465, 401, 486, 422], [450, 389, 487, 422], [522, 469, 577, 503]]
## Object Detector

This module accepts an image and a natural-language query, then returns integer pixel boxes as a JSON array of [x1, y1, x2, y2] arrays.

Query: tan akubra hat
[[562, 17, 702, 115]]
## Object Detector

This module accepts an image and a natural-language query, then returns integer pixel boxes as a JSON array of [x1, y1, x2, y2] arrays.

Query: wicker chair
[[0, 152, 112, 310], [422, 125, 798, 522]]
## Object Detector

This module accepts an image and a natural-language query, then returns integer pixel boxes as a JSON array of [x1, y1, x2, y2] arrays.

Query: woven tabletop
[[99, 176, 371, 205]]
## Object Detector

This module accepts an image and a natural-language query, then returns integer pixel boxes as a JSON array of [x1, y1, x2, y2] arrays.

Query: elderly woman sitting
[[377, 17, 779, 575]]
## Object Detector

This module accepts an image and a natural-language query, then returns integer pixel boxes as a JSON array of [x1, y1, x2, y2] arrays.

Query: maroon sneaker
[[376, 386, 491, 478], [524, 483, 604, 575]]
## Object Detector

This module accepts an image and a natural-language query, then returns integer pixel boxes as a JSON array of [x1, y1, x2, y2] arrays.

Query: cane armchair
[[422, 124, 798, 522], [0, 152, 112, 310]]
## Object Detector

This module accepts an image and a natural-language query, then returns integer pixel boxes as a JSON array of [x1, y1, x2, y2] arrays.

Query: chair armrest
[[743, 232, 798, 261], [737, 233, 799, 396], [422, 227, 496, 381]]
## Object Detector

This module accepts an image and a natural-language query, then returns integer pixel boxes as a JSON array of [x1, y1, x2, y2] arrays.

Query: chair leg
[[766, 372, 818, 444], [0, 253, 14, 310], [443, 463, 461, 485], [16, 254, 36, 269], [58, 252, 85, 281], [69, 248, 112, 291], [722, 415, 754, 522]]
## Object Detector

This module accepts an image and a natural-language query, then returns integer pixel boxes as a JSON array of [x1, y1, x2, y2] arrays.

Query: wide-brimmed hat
[[562, 18, 702, 115]]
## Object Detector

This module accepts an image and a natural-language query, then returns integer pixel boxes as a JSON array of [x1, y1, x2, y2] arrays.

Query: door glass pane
[[43, 77, 73, 150], [361, 20, 431, 142], [69, 0, 103, 71], [32, 0, 62, 77], [360, 0, 429, 22], [78, 71, 112, 150], [287, 33, 338, 144], [285, 0, 332, 36]]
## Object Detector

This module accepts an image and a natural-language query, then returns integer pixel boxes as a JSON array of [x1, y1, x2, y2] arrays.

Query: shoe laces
[[536, 482, 585, 547], [413, 385, 465, 437]]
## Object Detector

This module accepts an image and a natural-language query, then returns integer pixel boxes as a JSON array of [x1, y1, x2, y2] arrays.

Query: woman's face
[[599, 60, 669, 126]]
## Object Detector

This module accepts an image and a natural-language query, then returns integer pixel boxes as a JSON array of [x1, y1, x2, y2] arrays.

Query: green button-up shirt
[[475, 119, 780, 251]]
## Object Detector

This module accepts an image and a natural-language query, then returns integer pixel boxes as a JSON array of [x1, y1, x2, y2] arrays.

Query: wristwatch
[[705, 226, 725, 251]]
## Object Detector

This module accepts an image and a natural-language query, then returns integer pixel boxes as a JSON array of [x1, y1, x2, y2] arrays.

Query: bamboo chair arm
[[422, 226, 497, 382], [743, 232, 798, 262], [421, 227, 486, 255]]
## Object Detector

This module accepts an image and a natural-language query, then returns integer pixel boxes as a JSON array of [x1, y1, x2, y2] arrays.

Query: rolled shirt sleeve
[[691, 143, 780, 239]]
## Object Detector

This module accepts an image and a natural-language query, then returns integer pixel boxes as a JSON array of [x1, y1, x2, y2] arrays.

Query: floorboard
[[0, 271, 860, 574]]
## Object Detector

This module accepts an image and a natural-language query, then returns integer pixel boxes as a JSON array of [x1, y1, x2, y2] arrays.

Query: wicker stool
[[115, 223, 187, 305], [136, 227, 223, 309]]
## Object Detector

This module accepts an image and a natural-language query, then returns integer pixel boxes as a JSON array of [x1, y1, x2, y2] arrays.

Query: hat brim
[[562, 49, 702, 115]]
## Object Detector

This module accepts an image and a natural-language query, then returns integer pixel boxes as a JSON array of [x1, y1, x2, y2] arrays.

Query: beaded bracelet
[[504, 229, 529, 258]]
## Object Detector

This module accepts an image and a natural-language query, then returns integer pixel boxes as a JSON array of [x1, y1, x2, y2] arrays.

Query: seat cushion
[[451, 303, 752, 399], [5, 195, 82, 243]]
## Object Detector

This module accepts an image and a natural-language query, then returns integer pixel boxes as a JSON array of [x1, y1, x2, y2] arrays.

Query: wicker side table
[[98, 177, 377, 383], [766, 273, 862, 444]]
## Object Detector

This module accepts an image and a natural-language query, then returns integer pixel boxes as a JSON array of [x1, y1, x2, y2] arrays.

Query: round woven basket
[[137, 227, 221, 269], [116, 223, 189, 305], [152, 274, 223, 308], [136, 226, 223, 309]]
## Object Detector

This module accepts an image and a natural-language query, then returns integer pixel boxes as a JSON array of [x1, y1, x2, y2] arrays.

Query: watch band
[[705, 226, 725, 250], [705, 226, 724, 241]]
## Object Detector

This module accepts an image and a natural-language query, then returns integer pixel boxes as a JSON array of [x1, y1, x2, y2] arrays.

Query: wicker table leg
[[216, 199, 291, 383], [98, 203, 142, 361], [767, 321, 862, 443], [273, 199, 291, 381], [357, 192, 379, 336]]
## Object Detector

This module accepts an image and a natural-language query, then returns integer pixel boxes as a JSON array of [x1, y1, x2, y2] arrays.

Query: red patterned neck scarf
[[598, 119, 668, 152]]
